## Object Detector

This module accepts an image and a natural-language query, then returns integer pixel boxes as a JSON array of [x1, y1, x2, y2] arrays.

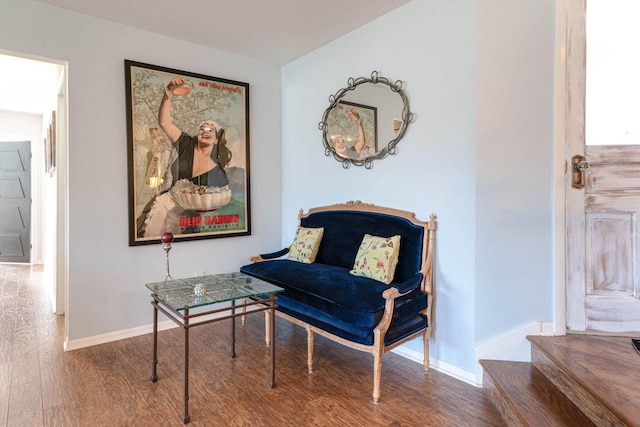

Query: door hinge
[[30, 244, 32, 250], [29, 152, 33, 159], [30, 198, 32, 205]]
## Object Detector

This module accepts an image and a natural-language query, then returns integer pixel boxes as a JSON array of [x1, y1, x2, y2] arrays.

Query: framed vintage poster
[[326, 100, 377, 160], [125, 60, 251, 246]]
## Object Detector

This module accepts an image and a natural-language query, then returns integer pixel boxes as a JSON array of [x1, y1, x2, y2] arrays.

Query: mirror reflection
[[319, 71, 412, 169], [327, 101, 377, 159]]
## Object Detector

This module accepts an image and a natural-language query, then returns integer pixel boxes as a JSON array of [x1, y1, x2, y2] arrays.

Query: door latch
[[571, 155, 590, 189]]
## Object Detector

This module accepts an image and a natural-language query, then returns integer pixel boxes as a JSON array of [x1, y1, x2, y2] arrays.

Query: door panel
[[585, 212, 634, 295], [587, 146, 640, 192], [0, 141, 31, 263], [586, 299, 640, 332]]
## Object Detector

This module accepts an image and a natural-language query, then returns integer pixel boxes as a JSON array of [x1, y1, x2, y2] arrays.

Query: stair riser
[[531, 345, 625, 427], [482, 368, 527, 427]]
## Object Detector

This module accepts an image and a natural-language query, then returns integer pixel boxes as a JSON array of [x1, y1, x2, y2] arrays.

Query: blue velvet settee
[[240, 201, 437, 403]]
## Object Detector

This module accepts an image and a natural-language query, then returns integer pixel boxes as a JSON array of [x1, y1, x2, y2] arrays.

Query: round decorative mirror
[[319, 71, 413, 169]]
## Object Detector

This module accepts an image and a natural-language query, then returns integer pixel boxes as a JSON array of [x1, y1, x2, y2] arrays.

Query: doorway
[[0, 51, 67, 318]]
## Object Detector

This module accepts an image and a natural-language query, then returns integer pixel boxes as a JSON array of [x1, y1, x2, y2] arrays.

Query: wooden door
[[566, 0, 640, 333], [0, 141, 31, 263]]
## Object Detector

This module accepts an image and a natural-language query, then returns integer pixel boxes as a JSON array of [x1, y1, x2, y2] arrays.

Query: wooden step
[[481, 359, 596, 427], [528, 335, 640, 427]]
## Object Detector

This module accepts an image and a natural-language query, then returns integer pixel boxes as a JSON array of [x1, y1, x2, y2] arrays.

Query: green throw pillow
[[350, 234, 401, 284], [288, 227, 324, 263]]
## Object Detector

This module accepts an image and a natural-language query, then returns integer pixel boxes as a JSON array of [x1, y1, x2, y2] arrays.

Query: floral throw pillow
[[350, 234, 401, 284], [288, 227, 324, 263]]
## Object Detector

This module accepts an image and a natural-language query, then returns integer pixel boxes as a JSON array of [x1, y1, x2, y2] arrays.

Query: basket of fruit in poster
[[169, 179, 231, 212]]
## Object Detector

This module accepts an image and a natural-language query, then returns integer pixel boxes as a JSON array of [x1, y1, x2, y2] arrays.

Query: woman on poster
[[332, 108, 371, 159], [136, 77, 232, 237]]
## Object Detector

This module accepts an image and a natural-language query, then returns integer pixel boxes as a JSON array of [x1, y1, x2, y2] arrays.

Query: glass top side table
[[145, 271, 284, 310], [146, 272, 283, 424]]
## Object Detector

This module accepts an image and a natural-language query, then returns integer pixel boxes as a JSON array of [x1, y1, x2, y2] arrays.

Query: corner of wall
[[474, 321, 554, 385], [392, 345, 478, 387]]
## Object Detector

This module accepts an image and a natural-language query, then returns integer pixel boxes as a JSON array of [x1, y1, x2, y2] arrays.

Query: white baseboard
[[64, 302, 236, 351], [392, 346, 477, 387], [64, 319, 178, 351], [474, 321, 554, 385]]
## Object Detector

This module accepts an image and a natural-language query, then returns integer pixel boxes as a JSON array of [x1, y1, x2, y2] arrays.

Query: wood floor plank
[[39, 348, 74, 411], [0, 363, 10, 406], [7, 380, 42, 426], [0, 402, 6, 427], [43, 404, 81, 427], [0, 312, 17, 359], [10, 344, 39, 388]]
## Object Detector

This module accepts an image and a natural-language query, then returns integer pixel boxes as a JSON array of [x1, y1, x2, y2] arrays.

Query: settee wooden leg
[[306, 327, 314, 373], [265, 311, 271, 346], [424, 334, 430, 372], [240, 298, 247, 326], [372, 352, 382, 404]]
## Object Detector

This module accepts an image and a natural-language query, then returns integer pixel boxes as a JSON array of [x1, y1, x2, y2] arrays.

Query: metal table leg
[[270, 295, 276, 388], [182, 310, 190, 424], [231, 300, 236, 359], [150, 300, 158, 383]]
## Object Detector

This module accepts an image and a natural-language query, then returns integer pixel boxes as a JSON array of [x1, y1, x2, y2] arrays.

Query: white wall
[[476, 0, 556, 343], [282, 0, 556, 375], [1, 0, 282, 343]]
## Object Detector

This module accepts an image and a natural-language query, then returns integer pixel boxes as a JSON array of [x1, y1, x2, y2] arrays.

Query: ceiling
[[2, 0, 410, 115], [36, 0, 411, 66]]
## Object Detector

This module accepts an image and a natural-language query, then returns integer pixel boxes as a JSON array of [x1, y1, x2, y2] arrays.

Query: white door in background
[[566, 0, 640, 333]]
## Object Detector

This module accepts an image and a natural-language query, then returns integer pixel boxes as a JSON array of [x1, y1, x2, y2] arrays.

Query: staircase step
[[528, 335, 638, 427], [481, 360, 596, 427]]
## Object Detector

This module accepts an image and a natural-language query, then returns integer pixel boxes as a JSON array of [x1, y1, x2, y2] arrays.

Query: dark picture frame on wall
[[124, 60, 251, 246], [45, 110, 56, 175]]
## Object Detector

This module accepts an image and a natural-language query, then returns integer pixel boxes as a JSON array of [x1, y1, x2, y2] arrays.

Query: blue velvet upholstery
[[276, 298, 427, 346], [240, 208, 430, 347], [240, 260, 427, 345]]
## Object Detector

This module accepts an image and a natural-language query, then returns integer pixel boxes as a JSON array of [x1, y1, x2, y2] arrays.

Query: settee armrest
[[249, 247, 290, 262], [390, 273, 424, 295], [378, 272, 426, 342]]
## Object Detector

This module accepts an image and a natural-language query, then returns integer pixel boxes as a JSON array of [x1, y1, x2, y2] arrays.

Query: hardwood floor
[[0, 264, 504, 426]]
